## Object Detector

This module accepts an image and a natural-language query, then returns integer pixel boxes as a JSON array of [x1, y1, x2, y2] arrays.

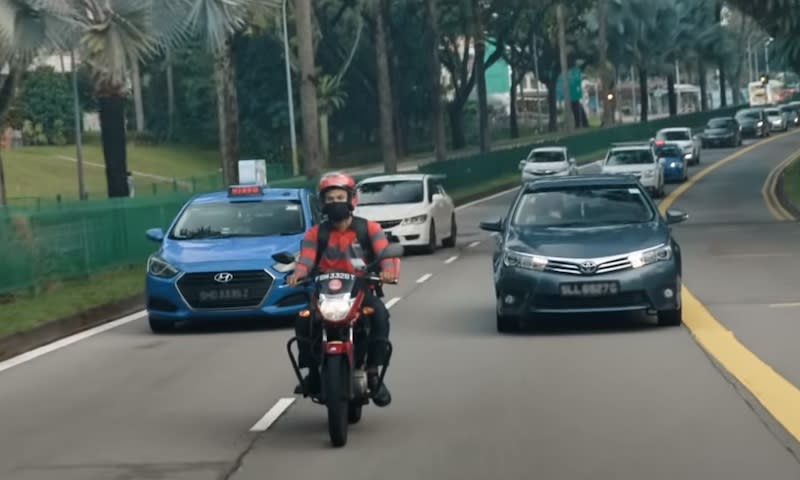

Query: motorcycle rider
[[286, 172, 399, 407]]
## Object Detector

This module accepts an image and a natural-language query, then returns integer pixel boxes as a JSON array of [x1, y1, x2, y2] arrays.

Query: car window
[[766, 109, 780, 116], [657, 130, 690, 140], [707, 118, 732, 128], [605, 150, 653, 166], [169, 199, 305, 239], [527, 150, 565, 163], [736, 110, 760, 120], [655, 145, 684, 157], [357, 180, 424, 206], [511, 186, 655, 228]]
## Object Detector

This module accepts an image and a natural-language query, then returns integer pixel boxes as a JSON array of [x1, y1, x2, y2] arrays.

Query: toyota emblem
[[578, 261, 597, 274], [214, 272, 234, 283]]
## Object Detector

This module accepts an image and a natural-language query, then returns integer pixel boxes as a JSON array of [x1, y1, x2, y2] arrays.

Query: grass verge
[[779, 154, 800, 211]]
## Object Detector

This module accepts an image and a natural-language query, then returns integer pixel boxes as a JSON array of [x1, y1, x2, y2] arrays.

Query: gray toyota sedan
[[479, 175, 688, 333]]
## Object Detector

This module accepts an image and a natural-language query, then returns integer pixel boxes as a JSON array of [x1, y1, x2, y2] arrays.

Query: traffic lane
[[667, 130, 800, 390], [668, 131, 800, 223], [230, 240, 800, 480]]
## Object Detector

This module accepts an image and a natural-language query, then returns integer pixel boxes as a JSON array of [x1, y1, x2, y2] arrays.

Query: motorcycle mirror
[[272, 251, 296, 264]]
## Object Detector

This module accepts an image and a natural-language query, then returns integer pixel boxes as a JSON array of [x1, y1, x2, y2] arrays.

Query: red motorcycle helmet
[[318, 172, 358, 210]]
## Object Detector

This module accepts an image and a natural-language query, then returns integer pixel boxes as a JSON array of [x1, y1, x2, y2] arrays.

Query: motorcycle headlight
[[503, 250, 548, 271], [628, 244, 672, 269], [318, 294, 355, 322], [147, 255, 180, 278], [272, 253, 299, 273]]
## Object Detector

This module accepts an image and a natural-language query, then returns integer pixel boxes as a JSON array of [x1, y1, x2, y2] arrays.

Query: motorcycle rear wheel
[[324, 355, 349, 447]]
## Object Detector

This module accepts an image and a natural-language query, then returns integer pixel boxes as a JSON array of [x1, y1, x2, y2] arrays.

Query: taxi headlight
[[628, 244, 672, 268], [272, 252, 298, 273], [147, 255, 180, 278], [318, 294, 355, 322], [503, 250, 548, 271]]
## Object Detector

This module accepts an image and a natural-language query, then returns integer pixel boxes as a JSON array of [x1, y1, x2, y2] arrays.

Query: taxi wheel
[[149, 316, 175, 333]]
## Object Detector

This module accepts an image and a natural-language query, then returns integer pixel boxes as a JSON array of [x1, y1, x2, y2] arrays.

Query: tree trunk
[[638, 67, 648, 122], [556, 3, 573, 133], [448, 103, 467, 147], [132, 60, 145, 132], [719, 61, 727, 107], [375, 0, 397, 173], [667, 72, 677, 116], [166, 52, 175, 141], [546, 80, 558, 132], [698, 60, 708, 111], [214, 37, 240, 185], [320, 113, 330, 164], [509, 71, 519, 138], [97, 92, 130, 197], [0, 67, 23, 206], [0, 150, 7, 206], [472, 0, 489, 152], [295, 0, 321, 178], [391, 53, 406, 159], [424, 0, 447, 162], [597, 0, 614, 126]]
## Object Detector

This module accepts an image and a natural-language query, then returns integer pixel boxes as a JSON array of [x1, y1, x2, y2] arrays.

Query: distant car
[[144, 185, 319, 333], [354, 173, 456, 254], [765, 107, 788, 132], [654, 143, 688, 182], [701, 117, 742, 148], [479, 175, 687, 333], [653, 127, 701, 165], [518, 146, 578, 182], [735, 108, 769, 138], [779, 104, 799, 127], [600, 143, 665, 197]]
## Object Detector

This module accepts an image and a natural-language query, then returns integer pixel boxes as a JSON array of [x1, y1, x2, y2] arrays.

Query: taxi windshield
[[605, 150, 653, 166], [169, 200, 305, 239]]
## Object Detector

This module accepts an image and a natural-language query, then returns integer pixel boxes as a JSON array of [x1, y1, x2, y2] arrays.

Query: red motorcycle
[[273, 242, 401, 447]]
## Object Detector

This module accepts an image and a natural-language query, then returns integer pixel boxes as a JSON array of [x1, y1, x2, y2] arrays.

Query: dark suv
[[735, 108, 769, 138], [701, 117, 742, 148]]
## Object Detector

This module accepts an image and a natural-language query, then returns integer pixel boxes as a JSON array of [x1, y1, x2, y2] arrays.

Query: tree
[[371, 0, 397, 173], [295, 0, 322, 178], [424, 0, 447, 162]]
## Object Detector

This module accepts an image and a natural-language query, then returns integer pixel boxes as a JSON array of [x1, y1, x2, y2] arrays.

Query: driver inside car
[[286, 172, 399, 407]]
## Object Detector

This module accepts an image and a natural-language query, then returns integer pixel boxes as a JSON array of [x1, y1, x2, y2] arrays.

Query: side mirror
[[146, 227, 165, 242], [658, 157, 666, 164], [569, 157, 576, 164], [380, 242, 404, 258], [272, 251, 296, 264], [665, 209, 689, 224], [649, 137, 655, 143], [479, 216, 503, 232], [431, 193, 443, 203]]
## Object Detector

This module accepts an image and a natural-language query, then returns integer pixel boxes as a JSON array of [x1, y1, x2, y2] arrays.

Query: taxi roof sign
[[228, 185, 263, 196]]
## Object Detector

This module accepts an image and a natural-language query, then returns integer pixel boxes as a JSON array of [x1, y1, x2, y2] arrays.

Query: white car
[[354, 173, 456, 254], [765, 107, 788, 132], [653, 127, 702, 165], [600, 143, 665, 197], [518, 146, 578, 182]]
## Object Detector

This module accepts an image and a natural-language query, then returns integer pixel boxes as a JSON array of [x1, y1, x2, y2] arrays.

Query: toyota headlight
[[147, 255, 180, 278], [503, 250, 548, 271], [272, 253, 298, 273], [402, 214, 428, 225], [642, 169, 655, 177], [628, 244, 672, 268], [683, 154, 692, 161], [318, 294, 355, 322]]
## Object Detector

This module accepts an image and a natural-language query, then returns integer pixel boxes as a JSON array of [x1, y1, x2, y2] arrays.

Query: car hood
[[601, 164, 655, 174], [737, 118, 758, 126], [160, 235, 303, 270], [523, 161, 569, 173], [506, 222, 668, 258], [354, 203, 426, 221], [704, 128, 731, 135], [659, 155, 684, 163]]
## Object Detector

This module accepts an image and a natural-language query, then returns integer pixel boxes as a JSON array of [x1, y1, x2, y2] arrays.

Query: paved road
[[2, 136, 800, 479]]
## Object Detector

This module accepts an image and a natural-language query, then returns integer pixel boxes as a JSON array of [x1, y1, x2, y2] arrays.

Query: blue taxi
[[653, 141, 688, 183], [144, 185, 322, 333]]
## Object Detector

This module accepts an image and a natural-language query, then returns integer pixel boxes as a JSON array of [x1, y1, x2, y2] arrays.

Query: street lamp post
[[282, 0, 299, 177], [70, 50, 86, 200], [765, 37, 774, 75]]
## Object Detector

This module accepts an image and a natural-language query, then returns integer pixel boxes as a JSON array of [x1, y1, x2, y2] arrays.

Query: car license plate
[[559, 281, 620, 297], [198, 288, 249, 302]]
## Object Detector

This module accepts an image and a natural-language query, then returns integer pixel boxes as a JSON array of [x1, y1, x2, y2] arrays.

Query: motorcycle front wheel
[[324, 355, 350, 447]]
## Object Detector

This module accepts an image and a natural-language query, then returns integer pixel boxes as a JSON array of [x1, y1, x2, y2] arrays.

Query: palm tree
[[0, 0, 73, 205]]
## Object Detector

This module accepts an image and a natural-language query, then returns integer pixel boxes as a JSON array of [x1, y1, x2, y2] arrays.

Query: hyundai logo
[[578, 261, 597, 274], [214, 272, 234, 283]]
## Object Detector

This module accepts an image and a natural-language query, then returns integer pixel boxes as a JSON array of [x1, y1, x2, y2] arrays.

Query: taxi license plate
[[198, 288, 249, 302], [559, 281, 619, 297]]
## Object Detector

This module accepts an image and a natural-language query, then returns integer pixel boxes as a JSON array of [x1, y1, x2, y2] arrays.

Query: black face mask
[[323, 201, 351, 222]]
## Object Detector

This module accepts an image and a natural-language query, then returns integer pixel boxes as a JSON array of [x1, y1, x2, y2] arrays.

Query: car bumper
[[703, 135, 734, 146], [770, 122, 785, 131], [495, 261, 680, 316], [740, 125, 759, 136], [145, 272, 309, 321], [380, 219, 431, 247], [663, 165, 685, 180], [522, 170, 571, 182]]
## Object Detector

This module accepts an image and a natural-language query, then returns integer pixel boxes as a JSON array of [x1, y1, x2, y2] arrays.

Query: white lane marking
[[385, 297, 401, 309], [0, 310, 147, 375], [468, 241, 480, 248], [769, 302, 800, 308], [250, 397, 296, 431], [444, 255, 458, 264], [416, 273, 433, 284]]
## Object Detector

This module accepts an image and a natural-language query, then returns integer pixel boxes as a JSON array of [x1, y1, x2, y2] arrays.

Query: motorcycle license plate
[[559, 281, 619, 297]]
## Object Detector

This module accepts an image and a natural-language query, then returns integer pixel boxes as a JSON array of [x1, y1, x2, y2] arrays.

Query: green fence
[[0, 105, 744, 295]]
